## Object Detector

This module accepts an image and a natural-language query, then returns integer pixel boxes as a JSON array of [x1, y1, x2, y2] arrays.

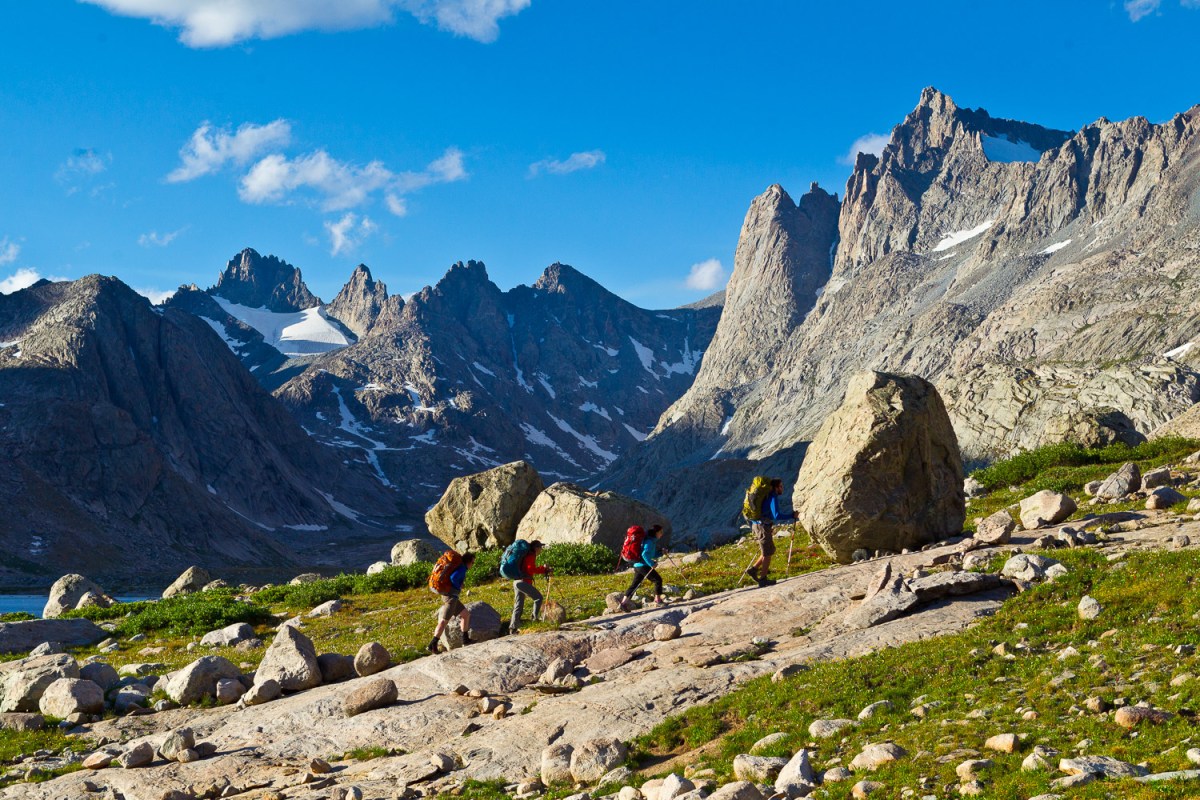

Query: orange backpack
[[428, 550, 465, 594]]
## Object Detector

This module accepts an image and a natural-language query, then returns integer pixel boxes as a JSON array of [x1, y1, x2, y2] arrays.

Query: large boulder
[[199, 622, 256, 648], [390, 538, 447, 566], [515, 482, 672, 551], [38, 678, 104, 717], [1018, 490, 1076, 529], [0, 619, 106, 655], [163, 656, 241, 705], [1095, 462, 1140, 500], [162, 566, 212, 599], [438, 602, 503, 650], [254, 626, 322, 692], [425, 460, 545, 553], [42, 575, 114, 619], [795, 372, 965, 562], [0, 654, 80, 712]]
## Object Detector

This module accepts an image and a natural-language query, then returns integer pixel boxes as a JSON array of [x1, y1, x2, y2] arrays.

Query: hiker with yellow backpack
[[742, 477, 796, 587], [427, 550, 476, 654]]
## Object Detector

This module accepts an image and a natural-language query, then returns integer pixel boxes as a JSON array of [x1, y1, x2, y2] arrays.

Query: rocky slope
[[605, 88, 1200, 538], [0, 276, 412, 590], [270, 260, 720, 505]]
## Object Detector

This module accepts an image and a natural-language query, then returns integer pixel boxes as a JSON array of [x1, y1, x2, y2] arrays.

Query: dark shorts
[[438, 593, 465, 620], [752, 522, 776, 557]]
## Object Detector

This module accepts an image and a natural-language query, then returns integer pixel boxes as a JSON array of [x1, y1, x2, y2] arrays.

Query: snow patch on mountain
[[211, 296, 351, 356], [932, 220, 995, 252], [981, 134, 1043, 163], [1040, 239, 1072, 255]]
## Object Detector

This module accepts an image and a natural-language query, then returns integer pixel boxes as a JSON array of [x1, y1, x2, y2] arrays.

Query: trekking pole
[[541, 574, 553, 620], [786, 521, 798, 578]]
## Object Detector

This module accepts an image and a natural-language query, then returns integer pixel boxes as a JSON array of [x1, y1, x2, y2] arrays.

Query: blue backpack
[[500, 539, 531, 579]]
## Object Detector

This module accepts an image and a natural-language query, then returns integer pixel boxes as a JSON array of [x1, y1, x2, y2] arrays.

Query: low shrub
[[972, 436, 1200, 490], [539, 543, 618, 575], [465, 549, 500, 587], [65, 590, 273, 636], [0, 612, 36, 623]]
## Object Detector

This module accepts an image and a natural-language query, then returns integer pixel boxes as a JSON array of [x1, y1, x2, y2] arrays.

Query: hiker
[[745, 478, 796, 587], [618, 525, 665, 610], [428, 551, 475, 654], [619, 523, 661, 570], [503, 539, 550, 634]]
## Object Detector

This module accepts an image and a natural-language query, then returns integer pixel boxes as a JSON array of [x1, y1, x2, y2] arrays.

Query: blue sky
[[1, 0, 1199, 308]]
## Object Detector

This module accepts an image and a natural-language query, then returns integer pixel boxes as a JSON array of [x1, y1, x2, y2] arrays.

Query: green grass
[[633, 547, 1200, 799], [972, 436, 1199, 491], [0, 612, 36, 623], [65, 589, 274, 636]]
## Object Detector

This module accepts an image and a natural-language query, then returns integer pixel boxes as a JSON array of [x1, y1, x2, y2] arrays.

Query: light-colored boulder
[[439, 601, 503, 650], [1141, 466, 1172, 491], [215, 678, 246, 705], [117, 742, 154, 768], [1114, 705, 1173, 728], [794, 372, 965, 562], [1019, 490, 1076, 530], [79, 662, 120, 692], [808, 719, 854, 738], [162, 566, 212, 599], [112, 683, 151, 713], [317, 653, 355, 683], [516, 482, 672, 551], [426, 460, 545, 553], [1059, 755, 1148, 778], [850, 742, 906, 771], [254, 626, 322, 692], [158, 728, 195, 762], [390, 538, 448, 566], [750, 732, 789, 753], [983, 733, 1018, 753], [1147, 486, 1186, 510], [732, 755, 788, 783], [42, 574, 114, 618], [708, 782, 764, 800], [199, 623, 256, 648], [0, 619, 106, 654], [163, 656, 240, 705], [1096, 462, 1140, 500], [366, 561, 390, 575], [354, 642, 390, 677], [541, 743, 574, 786], [1001, 553, 1061, 582], [569, 736, 627, 783], [975, 510, 1015, 545], [1077, 596, 1102, 620], [307, 599, 342, 617], [38, 678, 103, 717], [658, 774, 696, 800], [774, 748, 815, 794], [241, 678, 281, 706], [343, 676, 398, 717], [0, 653, 80, 712]]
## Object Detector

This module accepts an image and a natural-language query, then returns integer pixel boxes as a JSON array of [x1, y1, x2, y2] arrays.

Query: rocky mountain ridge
[[604, 88, 1200, 537], [0, 275, 411, 589]]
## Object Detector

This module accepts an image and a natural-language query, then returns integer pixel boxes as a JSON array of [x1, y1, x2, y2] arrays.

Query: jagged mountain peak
[[210, 248, 320, 312], [328, 263, 391, 339], [532, 262, 609, 298]]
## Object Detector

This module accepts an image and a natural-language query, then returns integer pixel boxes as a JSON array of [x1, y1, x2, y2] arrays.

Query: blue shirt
[[449, 563, 468, 592], [761, 492, 791, 522], [637, 538, 658, 569]]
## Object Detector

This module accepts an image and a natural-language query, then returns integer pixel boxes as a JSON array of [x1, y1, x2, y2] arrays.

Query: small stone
[[310, 757, 332, 774], [984, 733, 1018, 753], [83, 751, 114, 770], [858, 700, 894, 720], [851, 742, 906, 771], [343, 676, 398, 717], [824, 766, 853, 782], [1022, 752, 1049, 772], [354, 642, 391, 677], [732, 754, 788, 783], [116, 742, 154, 769], [1077, 596, 1102, 620], [749, 732, 789, 754], [808, 718, 854, 738], [1114, 705, 1173, 728], [852, 780, 885, 798], [430, 752, 455, 772], [654, 623, 681, 641], [955, 759, 992, 781]]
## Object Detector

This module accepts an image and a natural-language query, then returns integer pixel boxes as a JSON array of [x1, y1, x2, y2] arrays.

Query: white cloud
[[240, 146, 466, 211], [0, 238, 19, 267], [81, 0, 530, 46], [685, 258, 727, 291], [325, 213, 378, 256], [167, 120, 292, 182], [56, 149, 112, 194], [137, 227, 187, 247], [135, 286, 177, 304], [385, 193, 408, 217], [1125, 0, 1161, 19], [0, 268, 47, 295], [839, 133, 890, 166], [529, 150, 606, 177]]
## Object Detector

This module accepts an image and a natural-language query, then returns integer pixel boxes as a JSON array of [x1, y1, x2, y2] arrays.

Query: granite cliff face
[[212, 248, 320, 312], [272, 260, 720, 506], [605, 88, 1200, 538], [0, 276, 410, 589]]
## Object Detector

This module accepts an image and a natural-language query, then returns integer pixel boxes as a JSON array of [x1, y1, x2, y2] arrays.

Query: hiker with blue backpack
[[617, 525, 665, 611], [742, 477, 796, 587], [501, 539, 551, 634]]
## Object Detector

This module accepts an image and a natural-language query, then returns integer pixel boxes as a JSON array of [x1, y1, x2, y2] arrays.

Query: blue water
[[0, 595, 156, 618]]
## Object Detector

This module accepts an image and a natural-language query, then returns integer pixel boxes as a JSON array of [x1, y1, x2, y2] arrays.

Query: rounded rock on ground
[[354, 642, 391, 677], [214, 677, 246, 705], [162, 566, 212, 599], [254, 626, 322, 692], [749, 732, 789, 754], [430, 751, 456, 772], [857, 700, 894, 720], [569, 736, 628, 783], [958, 780, 985, 796], [955, 759, 993, 781], [851, 780, 885, 798], [342, 676, 398, 717], [157, 728, 195, 762], [1018, 490, 1077, 530], [824, 767, 853, 782], [116, 742, 154, 769], [316, 653, 355, 683], [850, 742, 906, 771], [654, 623, 682, 641], [807, 718, 854, 739], [163, 656, 241, 706], [1077, 596, 1102, 620], [657, 774, 696, 800], [983, 733, 1018, 753], [731, 754, 788, 783], [774, 748, 815, 794], [37, 678, 103, 717], [540, 743, 574, 786], [241, 678, 281, 706], [707, 783, 764, 800], [1114, 705, 1173, 728], [391, 538, 448, 566], [974, 510, 1015, 545]]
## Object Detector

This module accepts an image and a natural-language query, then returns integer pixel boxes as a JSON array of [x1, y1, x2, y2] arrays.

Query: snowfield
[[211, 297, 352, 356]]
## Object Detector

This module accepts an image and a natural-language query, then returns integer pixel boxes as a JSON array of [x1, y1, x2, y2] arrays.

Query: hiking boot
[[427, 637, 440, 654], [462, 632, 473, 645], [743, 566, 758, 581], [757, 577, 776, 588]]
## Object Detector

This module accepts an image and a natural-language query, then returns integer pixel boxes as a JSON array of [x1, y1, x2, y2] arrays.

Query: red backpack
[[620, 526, 646, 562], [428, 550, 465, 594]]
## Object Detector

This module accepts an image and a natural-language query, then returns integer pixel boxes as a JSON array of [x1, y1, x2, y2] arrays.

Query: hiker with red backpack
[[616, 525, 665, 610], [428, 550, 476, 654], [743, 477, 796, 587], [501, 539, 550, 634], [619, 524, 661, 570]]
